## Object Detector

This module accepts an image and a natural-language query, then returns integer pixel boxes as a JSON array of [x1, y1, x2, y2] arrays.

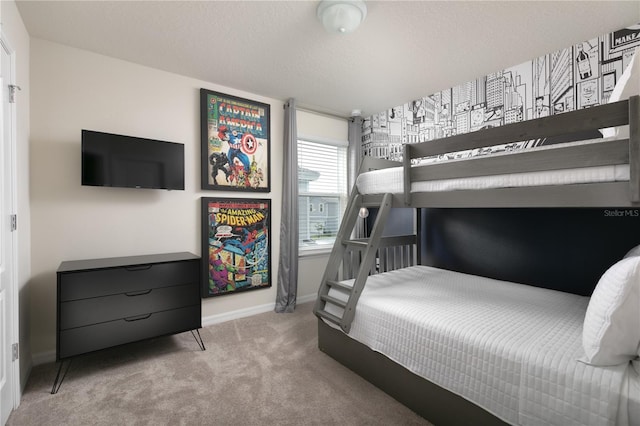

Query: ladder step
[[343, 239, 368, 248], [326, 280, 353, 292], [316, 309, 342, 326], [321, 294, 347, 308]]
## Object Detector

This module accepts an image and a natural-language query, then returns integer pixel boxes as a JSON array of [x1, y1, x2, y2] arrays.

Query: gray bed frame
[[314, 95, 640, 425]]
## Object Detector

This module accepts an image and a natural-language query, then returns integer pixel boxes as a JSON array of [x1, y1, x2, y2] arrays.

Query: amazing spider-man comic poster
[[200, 89, 271, 192], [201, 197, 271, 297]]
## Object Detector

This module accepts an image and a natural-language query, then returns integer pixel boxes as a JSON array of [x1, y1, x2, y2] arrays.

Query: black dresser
[[53, 252, 202, 392]]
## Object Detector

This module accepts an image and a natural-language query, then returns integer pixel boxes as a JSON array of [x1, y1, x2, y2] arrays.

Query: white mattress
[[324, 266, 636, 425], [356, 138, 630, 195]]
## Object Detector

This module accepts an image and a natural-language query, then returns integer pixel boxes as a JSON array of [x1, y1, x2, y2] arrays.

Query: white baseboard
[[201, 301, 275, 327], [21, 360, 32, 393], [31, 294, 318, 366], [32, 349, 56, 367], [201, 293, 316, 327], [297, 293, 317, 305]]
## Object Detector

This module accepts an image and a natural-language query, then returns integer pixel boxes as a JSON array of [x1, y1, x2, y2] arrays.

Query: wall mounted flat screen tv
[[82, 130, 185, 190]]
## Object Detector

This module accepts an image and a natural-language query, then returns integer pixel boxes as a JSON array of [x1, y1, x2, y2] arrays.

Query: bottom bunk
[[318, 318, 506, 426], [318, 265, 639, 426]]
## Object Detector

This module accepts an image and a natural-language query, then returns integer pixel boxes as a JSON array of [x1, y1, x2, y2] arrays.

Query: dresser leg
[[51, 359, 72, 394], [191, 329, 206, 351]]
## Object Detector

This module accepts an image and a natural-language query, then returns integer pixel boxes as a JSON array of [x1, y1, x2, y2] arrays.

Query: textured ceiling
[[15, 0, 640, 117]]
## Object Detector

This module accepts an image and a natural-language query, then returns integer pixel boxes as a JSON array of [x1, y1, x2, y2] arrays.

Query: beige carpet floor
[[8, 301, 430, 425]]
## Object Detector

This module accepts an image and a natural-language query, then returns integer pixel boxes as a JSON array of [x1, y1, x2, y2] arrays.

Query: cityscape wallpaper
[[362, 24, 640, 162]]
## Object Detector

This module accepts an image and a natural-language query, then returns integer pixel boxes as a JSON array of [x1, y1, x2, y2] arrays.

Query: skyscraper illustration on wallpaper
[[362, 24, 640, 162]]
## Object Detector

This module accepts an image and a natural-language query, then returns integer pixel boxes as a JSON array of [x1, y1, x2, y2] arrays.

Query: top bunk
[[356, 94, 639, 208]]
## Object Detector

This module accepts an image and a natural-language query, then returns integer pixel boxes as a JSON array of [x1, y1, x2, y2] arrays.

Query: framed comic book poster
[[200, 89, 271, 192], [201, 197, 271, 297]]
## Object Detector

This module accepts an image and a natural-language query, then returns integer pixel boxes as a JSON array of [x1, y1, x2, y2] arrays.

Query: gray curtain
[[275, 99, 299, 313], [348, 116, 364, 238]]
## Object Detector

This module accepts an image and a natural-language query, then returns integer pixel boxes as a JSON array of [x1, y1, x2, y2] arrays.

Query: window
[[298, 139, 348, 251]]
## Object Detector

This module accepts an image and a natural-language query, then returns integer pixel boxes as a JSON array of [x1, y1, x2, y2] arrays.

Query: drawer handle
[[125, 264, 152, 271], [125, 289, 152, 297], [124, 313, 152, 322]]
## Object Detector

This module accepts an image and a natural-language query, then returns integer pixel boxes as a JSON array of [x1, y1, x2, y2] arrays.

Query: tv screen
[[82, 130, 185, 190]]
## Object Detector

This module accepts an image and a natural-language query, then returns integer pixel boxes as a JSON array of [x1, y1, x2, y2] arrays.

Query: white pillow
[[582, 256, 640, 366], [624, 244, 640, 259], [625, 245, 640, 361], [601, 49, 639, 138]]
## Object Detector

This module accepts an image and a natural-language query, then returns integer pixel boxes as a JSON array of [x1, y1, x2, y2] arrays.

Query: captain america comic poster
[[201, 197, 271, 297], [200, 89, 271, 192]]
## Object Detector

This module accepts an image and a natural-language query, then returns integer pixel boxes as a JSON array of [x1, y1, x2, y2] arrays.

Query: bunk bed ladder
[[314, 192, 393, 333]]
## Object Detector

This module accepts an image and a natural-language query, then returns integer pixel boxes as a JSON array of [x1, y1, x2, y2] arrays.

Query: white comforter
[[325, 266, 637, 425]]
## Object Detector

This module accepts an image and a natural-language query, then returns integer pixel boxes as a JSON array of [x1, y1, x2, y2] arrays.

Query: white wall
[[29, 39, 290, 360], [1, 0, 31, 390]]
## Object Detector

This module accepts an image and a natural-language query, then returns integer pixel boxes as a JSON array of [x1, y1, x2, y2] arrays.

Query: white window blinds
[[298, 139, 348, 250]]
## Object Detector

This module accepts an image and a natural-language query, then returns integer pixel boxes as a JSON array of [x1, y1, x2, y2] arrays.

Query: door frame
[[1, 30, 21, 414]]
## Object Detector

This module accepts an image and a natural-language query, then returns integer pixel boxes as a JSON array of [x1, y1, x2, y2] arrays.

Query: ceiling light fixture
[[317, 0, 367, 34]]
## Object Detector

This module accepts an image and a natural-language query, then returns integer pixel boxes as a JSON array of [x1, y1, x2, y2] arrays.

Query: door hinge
[[8, 84, 21, 104], [10, 214, 17, 231], [12, 343, 19, 362]]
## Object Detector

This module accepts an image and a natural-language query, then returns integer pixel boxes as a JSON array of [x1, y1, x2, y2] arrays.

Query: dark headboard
[[420, 208, 640, 296]]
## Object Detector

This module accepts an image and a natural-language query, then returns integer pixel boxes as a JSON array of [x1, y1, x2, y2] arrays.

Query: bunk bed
[[313, 90, 640, 426]]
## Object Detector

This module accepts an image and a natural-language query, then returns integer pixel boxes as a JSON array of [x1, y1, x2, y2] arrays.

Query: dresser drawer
[[58, 305, 201, 359], [59, 283, 200, 330], [59, 260, 199, 301]]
